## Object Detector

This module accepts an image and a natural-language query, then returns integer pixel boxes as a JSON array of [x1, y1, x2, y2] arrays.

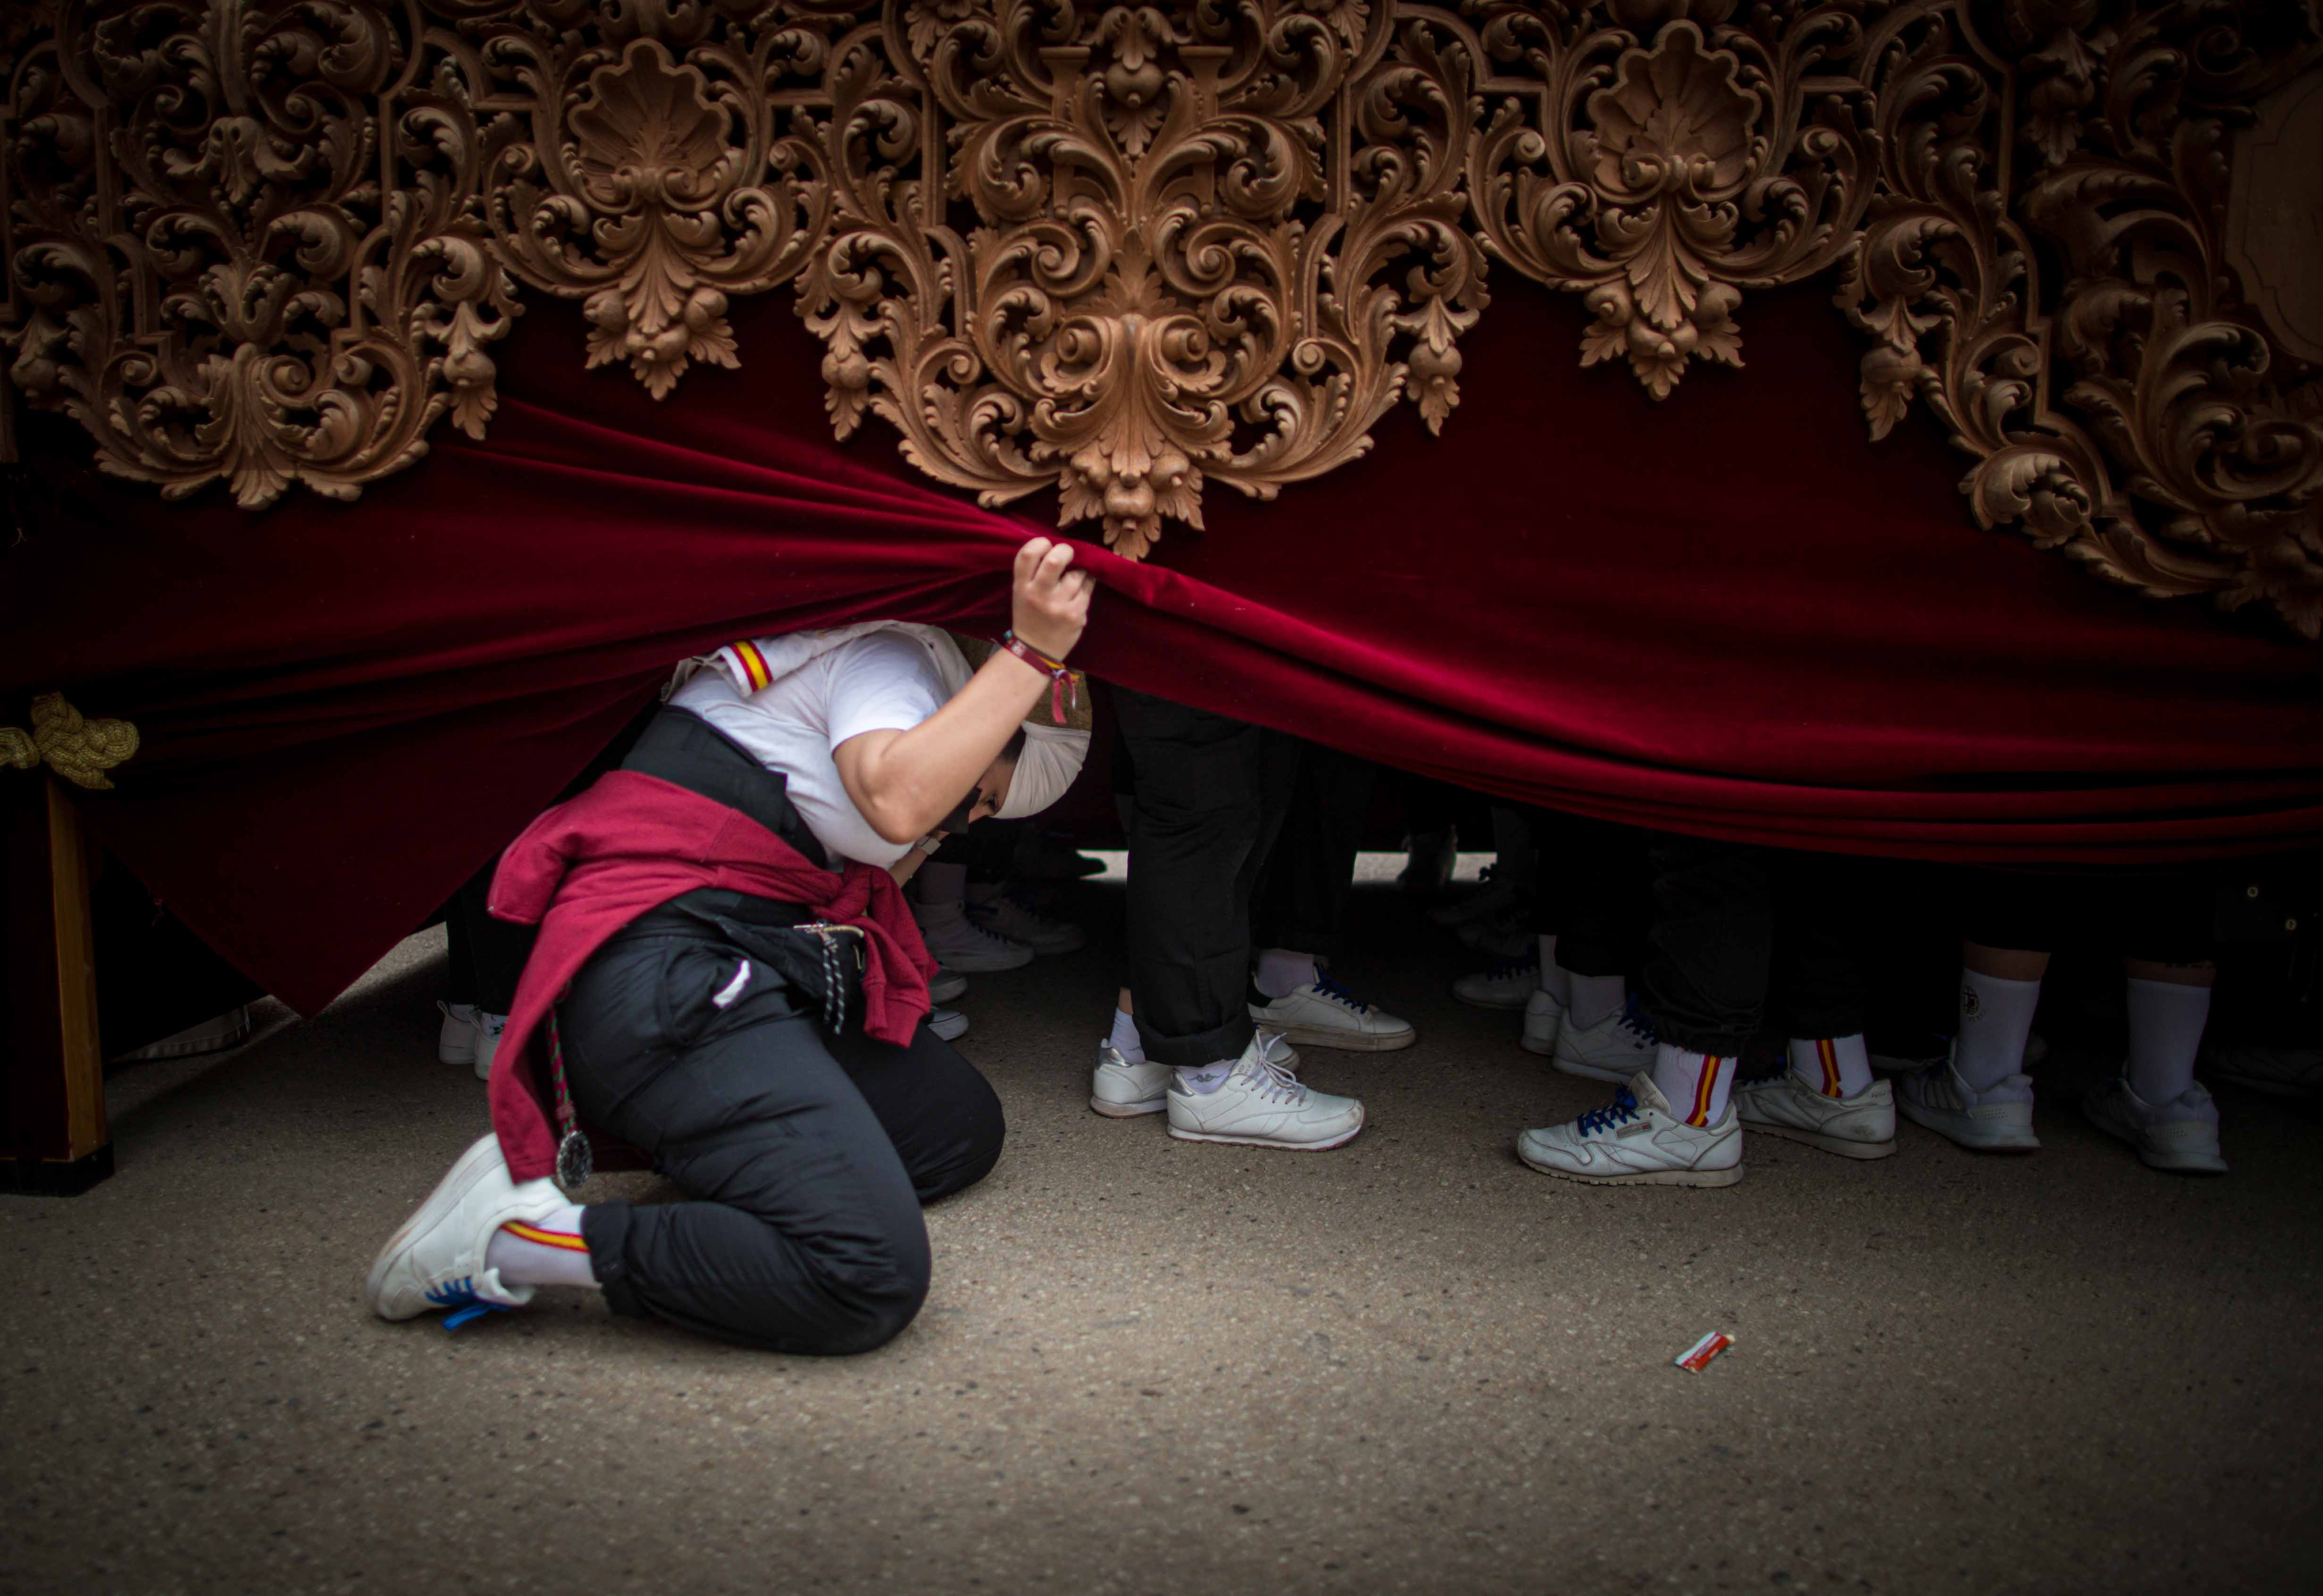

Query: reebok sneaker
[[1733, 1074, 1897, 1159], [1167, 1036, 1363, 1150], [1516, 1072, 1743, 1188]]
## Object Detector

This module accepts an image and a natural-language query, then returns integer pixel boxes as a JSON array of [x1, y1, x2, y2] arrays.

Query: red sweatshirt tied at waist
[[483, 770, 934, 1182]]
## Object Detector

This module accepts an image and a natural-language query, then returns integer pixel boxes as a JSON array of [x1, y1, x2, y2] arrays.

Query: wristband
[[912, 833, 946, 857], [1002, 630, 1079, 724]]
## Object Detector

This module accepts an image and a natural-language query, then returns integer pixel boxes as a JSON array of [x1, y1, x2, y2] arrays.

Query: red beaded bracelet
[[1002, 631, 1078, 723]]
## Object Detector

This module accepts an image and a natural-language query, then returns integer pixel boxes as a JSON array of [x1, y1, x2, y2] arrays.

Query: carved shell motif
[[0, 1, 2318, 635]]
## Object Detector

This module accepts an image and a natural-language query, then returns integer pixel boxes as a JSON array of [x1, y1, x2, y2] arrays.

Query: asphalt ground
[[5, 861, 2321, 1594]]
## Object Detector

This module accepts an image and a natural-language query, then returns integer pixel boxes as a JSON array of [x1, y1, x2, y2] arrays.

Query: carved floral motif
[[0, 1, 2318, 632]]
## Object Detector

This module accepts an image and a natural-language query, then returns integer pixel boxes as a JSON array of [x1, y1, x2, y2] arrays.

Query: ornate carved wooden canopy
[[3, 2, 2319, 632]]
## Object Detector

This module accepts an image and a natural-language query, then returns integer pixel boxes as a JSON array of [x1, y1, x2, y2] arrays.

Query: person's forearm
[[849, 653, 1049, 843]]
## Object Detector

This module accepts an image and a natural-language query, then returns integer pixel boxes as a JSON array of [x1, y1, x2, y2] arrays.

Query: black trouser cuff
[[580, 1199, 645, 1318], [1136, 1013, 1255, 1071]]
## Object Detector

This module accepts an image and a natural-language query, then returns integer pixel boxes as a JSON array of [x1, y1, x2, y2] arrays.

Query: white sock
[[1537, 936, 1571, 1002], [1108, 1004, 1145, 1064], [1788, 1033, 1873, 1099], [1650, 1044, 1737, 1127], [1254, 949, 1319, 1000], [1955, 968, 2042, 1090], [2125, 978, 2210, 1104], [484, 1202, 599, 1290], [1177, 1059, 1234, 1096], [1567, 973, 1626, 1031]]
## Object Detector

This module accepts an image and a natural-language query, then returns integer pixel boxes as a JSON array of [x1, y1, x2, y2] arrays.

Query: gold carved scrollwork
[[2, 3, 2320, 632]]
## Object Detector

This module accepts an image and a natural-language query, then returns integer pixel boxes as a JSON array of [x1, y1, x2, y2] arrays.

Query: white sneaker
[[1454, 956, 1539, 1012], [929, 1007, 969, 1042], [1521, 988, 1566, 1056], [2082, 1076, 2227, 1174], [1249, 975, 1415, 1052], [1552, 1002, 1657, 1083], [1896, 1050, 2039, 1151], [1733, 1074, 1896, 1160], [914, 908, 1036, 973], [965, 889, 1086, 955], [365, 1132, 568, 1324], [473, 1010, 506, 1082], [1167, 1036, 1363, 1150], [1516, 1072, 1743, 1187], [1091, 1033, 1300, 1118], [1428, 869, 1519, 930], [929, 966, 969, 1005], [437, 1001, 478, 1066], [2201, 1040, 2323, 1099]]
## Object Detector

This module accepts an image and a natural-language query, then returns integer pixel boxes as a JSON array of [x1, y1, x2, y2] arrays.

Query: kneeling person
[[366, 538, 1094, 1351]]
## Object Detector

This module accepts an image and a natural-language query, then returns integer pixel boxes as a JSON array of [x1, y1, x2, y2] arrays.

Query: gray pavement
[[5, 868, 2321, 1595]]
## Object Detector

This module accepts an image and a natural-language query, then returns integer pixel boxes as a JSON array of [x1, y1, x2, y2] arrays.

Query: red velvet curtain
[[6, 279, 2320, 1014]]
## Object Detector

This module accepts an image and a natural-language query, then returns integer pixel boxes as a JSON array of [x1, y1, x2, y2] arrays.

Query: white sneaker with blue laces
[[1552, 999, 1657, 1082], [1249, 974, 1415, 1051], [1517, 1072, 1743, 1187], [472, 1010, 507, 1082], [365, 1132, 568, 1327]]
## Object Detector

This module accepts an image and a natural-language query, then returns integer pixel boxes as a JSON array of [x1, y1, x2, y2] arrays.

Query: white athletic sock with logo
[[1788, 1033, 1873, 1099], [1649, 1045, 1737, 1127], [1955, 968, 2042, 1091], [1567, 973, 1626, 1031], [2125, 978, 2210, 1105], [1177, 1060, 1235, 1096], [1108, 1003, 1145, 1064], [1254, 949, 1318, 1000]]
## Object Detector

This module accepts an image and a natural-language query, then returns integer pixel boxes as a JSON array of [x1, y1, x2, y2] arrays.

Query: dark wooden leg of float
[[2, 774, 112, 1195]]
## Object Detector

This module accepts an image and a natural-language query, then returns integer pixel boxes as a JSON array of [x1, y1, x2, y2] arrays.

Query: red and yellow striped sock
[[1787, 1034, 1873, 1099], [1649, 1046, 1737, 1128], [500, 1219, 587, 1253]]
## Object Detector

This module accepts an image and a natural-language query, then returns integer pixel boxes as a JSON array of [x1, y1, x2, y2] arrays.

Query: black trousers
[[1524, 808, 1646, 979], [1114, 689, 1372, 1068], [565, 895, 1005, 1354], [444, 862, 536, 1014], [1637, 837, 1869, 1056]]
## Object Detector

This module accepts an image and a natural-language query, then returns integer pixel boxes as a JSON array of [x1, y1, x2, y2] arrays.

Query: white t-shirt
[[668, 631, 946, 869]]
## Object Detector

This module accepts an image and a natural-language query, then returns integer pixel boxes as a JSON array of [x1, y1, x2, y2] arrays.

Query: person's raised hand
[[1010, 536, 1093, 662]]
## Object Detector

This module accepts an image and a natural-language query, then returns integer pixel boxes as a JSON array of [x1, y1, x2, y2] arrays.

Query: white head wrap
[[703, 622, 1088, 820]]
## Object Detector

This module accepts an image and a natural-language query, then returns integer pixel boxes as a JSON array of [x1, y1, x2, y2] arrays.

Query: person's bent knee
[[793, 1241, 932, 1355]]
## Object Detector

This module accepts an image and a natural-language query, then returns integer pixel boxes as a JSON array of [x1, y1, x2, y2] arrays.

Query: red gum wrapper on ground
[[1674, 1332, 1733, 1373]]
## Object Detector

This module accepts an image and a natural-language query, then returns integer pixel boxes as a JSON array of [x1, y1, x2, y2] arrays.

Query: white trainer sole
[[1515, 1147, 1744, 1187], [1089, 1094, 1165, 1118], [1168, 1114, 1365, 1151], [1897, 1100, 2039, 1152], [1738, 1118, 1897, 1160], [1262, 1023, 1416, 1053], [2081, 1098, 2227, 1174], [363, 1133, 504, 1319]]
